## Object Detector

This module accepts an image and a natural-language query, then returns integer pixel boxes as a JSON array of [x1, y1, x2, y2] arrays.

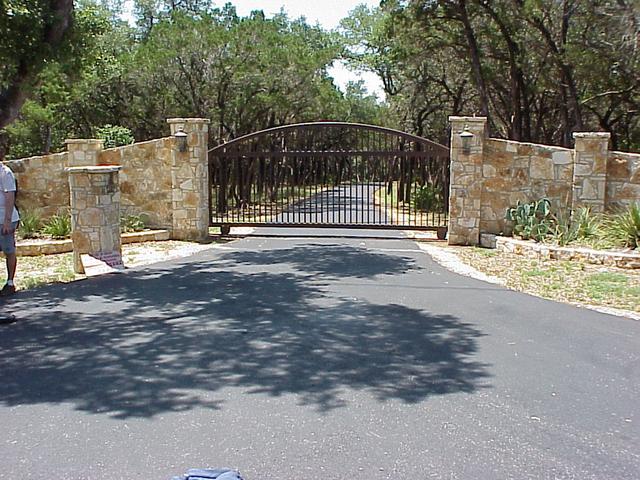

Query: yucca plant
[[572, 207, 601, 240], [42, 213, 72, 239], [603, 203, 640, 249], [551, 207, 601, 247], [17, 210, 43, 239], [550, 210, 577, 247]]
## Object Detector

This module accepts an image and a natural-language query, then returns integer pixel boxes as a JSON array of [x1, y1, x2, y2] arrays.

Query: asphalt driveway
[[0, 230, 638, 479]]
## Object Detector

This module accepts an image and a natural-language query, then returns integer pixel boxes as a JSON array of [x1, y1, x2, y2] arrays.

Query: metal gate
[[208, 122, 450, 232]]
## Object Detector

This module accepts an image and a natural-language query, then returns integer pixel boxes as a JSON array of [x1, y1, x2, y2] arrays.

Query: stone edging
[[480, 233, 640, 269], [14, 230, 171, 257]]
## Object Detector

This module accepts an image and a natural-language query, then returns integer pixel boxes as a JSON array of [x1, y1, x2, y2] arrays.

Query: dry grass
[[449, 246, 640, 313], [0, 240, 226, 292]]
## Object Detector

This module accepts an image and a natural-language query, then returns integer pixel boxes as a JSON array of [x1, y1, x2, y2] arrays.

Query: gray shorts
[[0, 221, 18, 254]]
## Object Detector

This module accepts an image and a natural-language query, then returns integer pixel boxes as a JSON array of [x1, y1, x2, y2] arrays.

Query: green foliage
[[602, 203, 640, 249], [340, 1, 640, 149], [120, 213, 147, 233], [96, 124, 134, 148], [42, 213, 72, 239], [506, 199, 553, 242], [551, 207, 601, 247], [17, 209, 42, 239], [412, 184, 444, 212], [0, 0, 72, 94], [2, 2, 390, 158], [585, 272, 640, 302]]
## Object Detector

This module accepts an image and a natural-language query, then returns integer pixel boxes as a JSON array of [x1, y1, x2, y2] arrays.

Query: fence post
[[67, 166, 124, 274], [572, 132, 610, 213], [166, 118, 211, 241], [448, 116, 487, 246]]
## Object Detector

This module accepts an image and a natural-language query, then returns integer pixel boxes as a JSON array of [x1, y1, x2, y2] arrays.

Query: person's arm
[[2, 190, 15, 234]]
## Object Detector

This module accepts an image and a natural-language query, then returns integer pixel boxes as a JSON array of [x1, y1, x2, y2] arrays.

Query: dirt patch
[[1, 239, 233, 292]]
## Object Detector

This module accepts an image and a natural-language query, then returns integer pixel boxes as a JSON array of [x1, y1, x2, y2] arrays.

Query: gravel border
[[415, 240, 640, 321]]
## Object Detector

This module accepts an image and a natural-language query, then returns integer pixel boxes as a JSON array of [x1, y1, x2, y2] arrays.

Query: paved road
[[222, 183, 443, 228], [277, 183, 389, 225], [0, 230, 638, 479]]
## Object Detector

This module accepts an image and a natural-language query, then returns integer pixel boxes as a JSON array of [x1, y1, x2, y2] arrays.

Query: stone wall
[[68, 166, 123, 274], [99, 138, 174, 229], [449, 117, 640, 245], [482, 139, 573, 235], [607, 150, 640, 210], [2, 137, 174, 229], [2, 121, 207, 241], [448, 116, 486, 245], [4, 152, 69, 218], [167, 118, 211, 241]]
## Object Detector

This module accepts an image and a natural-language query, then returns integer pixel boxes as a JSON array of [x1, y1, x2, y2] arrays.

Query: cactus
[[506, 198, 553, 242]]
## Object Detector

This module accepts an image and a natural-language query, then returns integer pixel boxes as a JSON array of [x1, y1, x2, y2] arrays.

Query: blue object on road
[[172, 468, 244, 480]]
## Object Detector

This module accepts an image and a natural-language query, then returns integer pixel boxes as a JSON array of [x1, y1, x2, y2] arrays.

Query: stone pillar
[[166, 118, 211, 241], [572, 132, 610, 213], [67, 166, 124, 274], [448, 116, 487, 246], [65, 139, 104, 167]]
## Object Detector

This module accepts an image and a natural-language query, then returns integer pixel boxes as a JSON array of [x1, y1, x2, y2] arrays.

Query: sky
[[228, 0, 384, 99], [122, 0, 384, 99]]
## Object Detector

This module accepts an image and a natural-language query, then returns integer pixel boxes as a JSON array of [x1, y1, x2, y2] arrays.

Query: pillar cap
[[448, 116, 487, 124], [572, 132, 611, 140], [64, 139, 105, 145], [166, 118, 211, 124], [66, 165, 122, 174]]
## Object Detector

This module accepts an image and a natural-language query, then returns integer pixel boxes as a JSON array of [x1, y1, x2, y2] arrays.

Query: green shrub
[[120, 214, 147, 233], [602, 203, 640, 249], [413, 185, 444, 212], [551, 207, 601, 247], [42, 213, 72, 239], [17, 210, 42, 239], [95, 125, 134, 148], [506, 198, 554, 242]]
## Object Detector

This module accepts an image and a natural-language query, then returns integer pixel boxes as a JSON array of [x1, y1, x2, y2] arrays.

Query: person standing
[[0, 162, 19, 296]]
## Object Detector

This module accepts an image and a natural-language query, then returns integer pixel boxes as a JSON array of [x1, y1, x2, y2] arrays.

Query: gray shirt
[[0, 164, 20, 224]]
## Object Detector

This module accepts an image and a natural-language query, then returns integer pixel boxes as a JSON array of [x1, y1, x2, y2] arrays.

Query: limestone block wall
[[99, 138, 174, 229], [66, 139, 104, 167], [3, 152, 70, 218], [572, 133, 610, 213], [68, 166, 123, 274], [607, 150, 640, 210], [448, 116, 487, 245], [167, 118, 211, 241], [482, 139, 573, 234], [449, 117, 639, 245]]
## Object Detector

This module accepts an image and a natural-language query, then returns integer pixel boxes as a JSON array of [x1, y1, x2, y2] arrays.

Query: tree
[[342, 0, 640, 150], [0, 0, 74, 129]]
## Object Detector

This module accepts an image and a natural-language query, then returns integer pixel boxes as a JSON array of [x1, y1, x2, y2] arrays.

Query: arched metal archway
[[208, 122, 450, 232]]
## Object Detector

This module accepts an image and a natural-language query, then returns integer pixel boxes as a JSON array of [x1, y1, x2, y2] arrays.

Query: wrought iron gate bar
[[208, 122, 450, 231], [213, 151, 444, 158]]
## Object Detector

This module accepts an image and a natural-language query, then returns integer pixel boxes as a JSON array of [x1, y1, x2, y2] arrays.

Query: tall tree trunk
[[457, 0, 490, 117], [0, 0, 73, 129]]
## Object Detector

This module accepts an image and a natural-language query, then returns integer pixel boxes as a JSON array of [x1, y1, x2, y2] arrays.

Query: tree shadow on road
[[214, 243, 420, 280], [0, 244, 491, 419]]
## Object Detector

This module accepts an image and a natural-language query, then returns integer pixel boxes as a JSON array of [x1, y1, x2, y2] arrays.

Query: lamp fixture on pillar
[[460, 125, 474, 155], [175, 129, 188, 152]]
